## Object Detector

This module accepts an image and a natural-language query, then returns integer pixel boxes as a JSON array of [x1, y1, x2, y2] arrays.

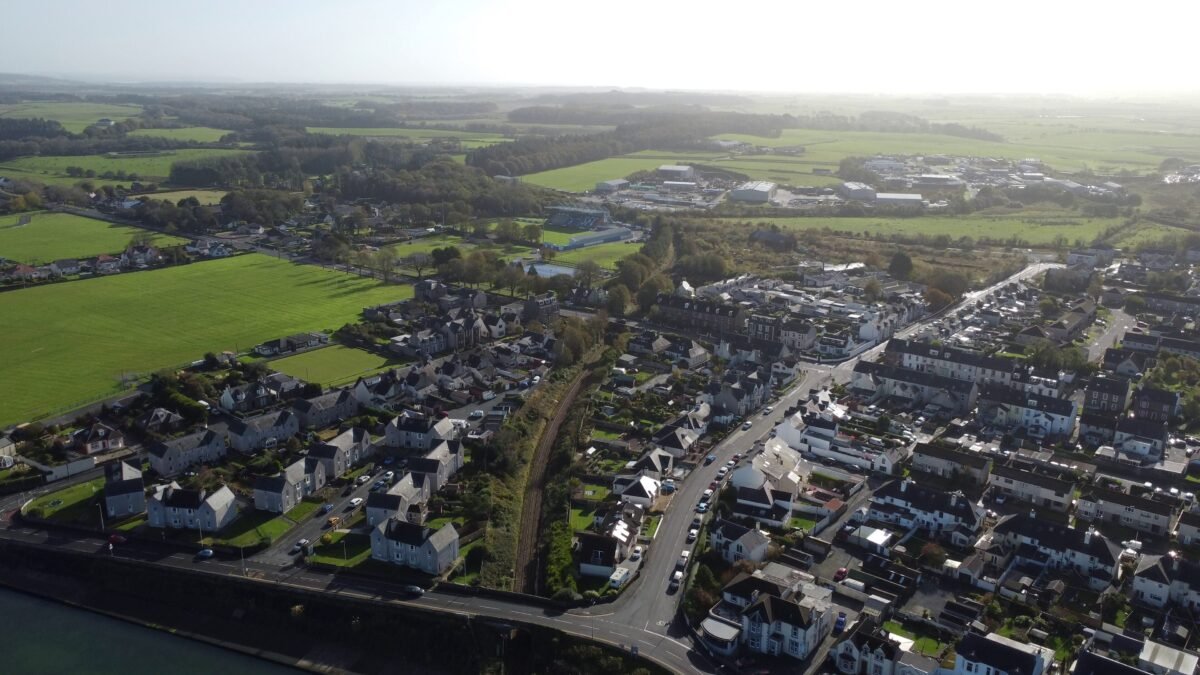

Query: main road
[[0, 261, 1059, 674]]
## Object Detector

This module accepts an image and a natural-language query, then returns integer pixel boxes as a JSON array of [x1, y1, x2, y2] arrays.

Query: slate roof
[[980, 385, 1075, 417], [147, 429, 224, 459], [956, 632, 1044, 674], [993, 513, 1118, 566], [912, 442, 990, 469], [742, 593, 814, 628]]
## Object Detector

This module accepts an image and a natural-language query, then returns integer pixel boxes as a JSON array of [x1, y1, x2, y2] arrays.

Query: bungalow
[[121, 244, 162, 268], [104, 461, 145, 519], [136, 407, 185, 434], [253, 457, 326, 513], [78, 422, 124, 455], [227, 410, 300, 453], [93, 254, 121, 274], [710, 519, 771, 564], [620, 475, 661, 509], [253, 332, 325, 357], [147, 484, 239, 532], [50, 259, 81, 276], [147, 429, 227, 477], [291, 388, 358, 429], [369, 519, 459, 575]]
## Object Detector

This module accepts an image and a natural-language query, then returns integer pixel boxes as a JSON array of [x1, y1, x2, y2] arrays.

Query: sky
[[4, 0, 1198, 95]]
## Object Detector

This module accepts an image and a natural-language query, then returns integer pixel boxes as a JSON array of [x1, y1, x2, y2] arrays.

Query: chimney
[[1084, 526, 1094, 545], [901, 478, 909, 493]]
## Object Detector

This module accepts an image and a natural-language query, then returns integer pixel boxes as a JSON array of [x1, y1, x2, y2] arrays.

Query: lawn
[[554, 240, 638, 269], [644, 514, 662, 538], [212, 509, 295, 548], [25, 477, 105, 525], [539, 226, 577, 247], [145, 190, 229, 206], [285, 500, 323, 523], [570, 507, 597, 532], [127, 127, 232, 143], [0, 254, 412, 426], [270, 345, 403, 386], [522, 157, 676, 192], [580, 483, 611, 500], [309, 531, 372, 567], [0, 101, 143, 133], [882, 620, 945, 656], [717, 211, 1122, 246], [590, 428, 622, 441], [0, 148, 251, 186], [789, 516, 819, 532], [0, 211, 187, 264], [389, 233, 532, 265]]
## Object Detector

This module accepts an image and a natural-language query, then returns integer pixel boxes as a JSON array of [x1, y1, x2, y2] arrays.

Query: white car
[[631, 545, 643, 561], [702, 489, 714, 501], [356, 474, 371, 485], [383, 470, 395, 482], [469, 409, 485, 419], [687, 529, 698, 542], [742, 421, 753, 430], [763, 406, 774, 415], [349, 497, 364, 507], [717, 467, 729, 478]]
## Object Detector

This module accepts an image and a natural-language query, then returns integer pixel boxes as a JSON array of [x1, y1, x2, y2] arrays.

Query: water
[[0, 587, 298, 674]]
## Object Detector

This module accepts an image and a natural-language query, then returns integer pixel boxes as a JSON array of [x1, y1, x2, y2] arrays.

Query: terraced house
[[987, 463, 1074, 512], [910, 443, 992, 485], [148, 429, 227, 478], [1075, 487, 1178, 537], [869, 478, 983, 546]]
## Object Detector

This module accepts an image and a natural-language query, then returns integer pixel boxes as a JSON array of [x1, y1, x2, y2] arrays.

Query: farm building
[[544, 206, 611, 230], [729, 181, 777, 203], [874, 193, 923, 207], [838, 182, 876, 201], [595, 179, 629, 193], [657, 165, 695, 181]]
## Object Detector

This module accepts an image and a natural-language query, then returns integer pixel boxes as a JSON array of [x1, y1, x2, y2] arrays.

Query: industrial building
[[595, 179, 629, 193], [909, 174, 965, 189], [729, 181, 777, 203], [874, 193, 924, 207], [663, 181, 697, 192], [839, 182, 876, 201], [544, 206, 612, 230], [658, 165, 695, 181]]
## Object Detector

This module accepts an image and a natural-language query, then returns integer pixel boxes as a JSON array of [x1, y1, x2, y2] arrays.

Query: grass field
[[270, 345, 403, 386], [522, 157, 676, 192], [522, 150, 844, 191], [540, 226, 577, 246], [389, 233, 532, 262], [720, 211, 1123, 246], [26, 477, 105, 525], [0, 148, 251, 186], [307, 127, 508, 147], [0, 101, 143, 133], [554, 240, 638, 268], [0, 254, 412, 426], [127, 127, 232, 142], [0, 211, 187, 264], [146, 189, 228, 205]]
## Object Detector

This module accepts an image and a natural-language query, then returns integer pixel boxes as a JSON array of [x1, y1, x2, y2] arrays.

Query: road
[[0, 261, 1059, 674]]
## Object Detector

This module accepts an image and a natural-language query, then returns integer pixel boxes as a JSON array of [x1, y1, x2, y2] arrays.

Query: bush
[[551, 588, 580, 603]]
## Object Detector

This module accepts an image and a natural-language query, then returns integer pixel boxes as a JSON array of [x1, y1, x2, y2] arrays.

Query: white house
[[147, 429, 227, 477], [369, 519, 459, 575], [710, 519, 771, 564], [147, 484, 239, 533], [945, 632, 1047, 675], [869, 478, 983, 547]]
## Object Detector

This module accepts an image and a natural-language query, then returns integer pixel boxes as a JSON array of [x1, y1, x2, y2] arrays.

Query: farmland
[[0, 254, 412, 426], [0, 148, 251, 186], [145, 189, 228, 205], [270, 345, 403, 386], [127, 127, 232, 142], [0, 212, 187, 264], [718, 210, 1124, 246], [0, 101, 143, 133]]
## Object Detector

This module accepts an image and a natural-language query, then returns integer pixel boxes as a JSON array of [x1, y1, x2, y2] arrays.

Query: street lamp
[[96, 503, 106, 531]]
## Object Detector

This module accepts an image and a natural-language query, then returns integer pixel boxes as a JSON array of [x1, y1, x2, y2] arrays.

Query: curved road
[[0, 262, 1058, 674]]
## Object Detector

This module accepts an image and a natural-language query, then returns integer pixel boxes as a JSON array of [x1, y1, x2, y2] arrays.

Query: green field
[[389, 233, 532, 262], [522, 150, 844, 191], [554, 240, 638, 269], [0, 211, 187, 264], [128, 127, 232, 142], [720, 210, 1123, 246], [146, 189, 228, 205], [0, 254, 412, 426], [0, 101, 143, 133], [307, 127, 508, 147], [0, 148, 251, 186], [522, 157, 674, 192], [270, 345, 403, 386]]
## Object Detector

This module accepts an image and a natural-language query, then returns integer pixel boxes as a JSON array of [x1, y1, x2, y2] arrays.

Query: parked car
[[726, 460, 736, 468], [631, 545, 644, 562], [687, 529, 698, 543], [696, 502, 709, 514], [692, 515, 704, 528], [356, 474, 371, 485], [349, 497, 364, 508], [677, 550, 690, 568], [400, 584, 425, 597], [717, 467, 729, 478], [742, 420, 753, 430], [290, 538, 310, 554], [834, 612, 847, 634], [701, 489, 714, 501], [383, 470, 395, 482], [469, 409, 485, 419], [704, 454, 717, 465], [321, 503, 334, 514], [833, 567, 848, 582], [669, 570, 683, 591]]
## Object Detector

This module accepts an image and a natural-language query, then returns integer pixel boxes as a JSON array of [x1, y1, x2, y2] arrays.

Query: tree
[[637, 274, 673, 311], [471, 221, 491, 238], [430, 246, 462, 266], [888, 251, 913, 279], [925, 287, 954, 311], [607, 285, 631, 316], [522, 223, 542, 244], [1124, 294, 1146, 316], [1039, 296, 1058, 318], [374, 247, 398, 282], [128, 230, 154, 249], [407, 251, 432, 279], [495, 265, 525, 296], [540, 246, 557, 262], [576, 259, 601, 289], [863, 278, 883, 302], [494, 220, 521, 242], [919, 541, 947, 567]]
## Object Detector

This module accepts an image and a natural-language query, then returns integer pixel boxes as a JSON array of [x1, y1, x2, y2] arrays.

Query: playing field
[[0, 101, 143, 133], [270, 345, 403, 386], [0, 148, 251, 187], [718, 211, 1123, 246], [127, 127, 232, 142], [146, 189, 228, 205], [553, 240, 639, 269], [0, 254, 413, 426], [0, 212, 187, 264]]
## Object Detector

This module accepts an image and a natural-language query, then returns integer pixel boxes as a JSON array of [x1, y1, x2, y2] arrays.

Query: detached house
[[79, 422, 124, 454], [104, 461, 145, 518], [740, 586, 833, 661], [148, 429, 226, 478], [228, 410, 300, 453], [291, 388, 358, 429], [148, 484, 239, 532], [710, 519, 771, 564], [136, 407, 185, 435], [369, 519, 459, 575], [253, 457, 326, 513]]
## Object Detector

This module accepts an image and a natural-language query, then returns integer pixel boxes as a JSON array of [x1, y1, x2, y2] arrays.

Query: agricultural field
[[718, 210, 1124, 246], [1109, 221, 1193, 249], [0, 254, 412, 426], [553, 240, 639, 269], [146, 189, 228, 205], [270, 345, 403, 386], [0, 148, 251, 187], [0, 101, 143, 133], [521, 156, 676, 192], [127, 127, 232, 142], [0, 212, 187, 264]]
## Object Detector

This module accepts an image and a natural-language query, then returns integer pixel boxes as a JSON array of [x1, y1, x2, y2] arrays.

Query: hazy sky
[[6, 0, 1197, 95]]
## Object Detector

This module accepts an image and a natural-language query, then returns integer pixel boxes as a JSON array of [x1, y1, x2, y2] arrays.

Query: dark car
[[195, 548, 214, 560], [400, 584, 425, 597], [107, 534, 127, 545], [834, 612, 847, 634], [704, 454, 717, 465]]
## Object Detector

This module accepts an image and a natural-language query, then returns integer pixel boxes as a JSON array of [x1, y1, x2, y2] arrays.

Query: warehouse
[[729, 181, 777, 203], [874, 193, 924, 207], [658, 165, 695, 181], [839, 181, 876, 201]]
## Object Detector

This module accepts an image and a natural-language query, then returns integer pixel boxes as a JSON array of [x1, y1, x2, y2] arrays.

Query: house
[[869, 478, 983, 547], [310, 427, 371, 477], [740, 586, 833, 661], [652, 424, 699, 458], [219, 374, 303, 412], [665, 338, 711, 370], [227, 410, 300, 453], [253, 457, 326, 513], [78, 422, 124, 454], [147, 429, 227, 478], [945, 632, 1047, 675], [1114, 417, 1169, 461], [147, 484, 239, 532], [1084, 376, 1132, 416], [384, 411, 455, 450], [628, 331, 672, 356], [989, 514, 1120, 591], [120, 244, 162, 268], [851, 361, 978, 418], [1076, 487, 1178, 537], [577, 531, 624, 578], [988, 463, 1074, 512], [830, 615, 939, 675], [93, 254, 121, 274], [50, 259, 81, 276], [369, 519, 459, 575], [710, 518, 771, 564], [1139, 640, 1199, 675], [781, 318, 818, 351], [655, 294, 747, 335], [977, 386, 1077, 441], [885, 338, 1017, 388], [733, 480, 796, 528], [253, 332, 325, 357], [136, 407, 186, 434], [104, 461, 145, 519], [408, 440, 465, 494], [1103, 348, 1150, 379], [619, 475, 661, 509], [366, 473, 429, 526], [291, 388, 358, 429], [1176, 511, 1200, 546], [910, 443, 992, 485], [1133, 388, 1181, 423]]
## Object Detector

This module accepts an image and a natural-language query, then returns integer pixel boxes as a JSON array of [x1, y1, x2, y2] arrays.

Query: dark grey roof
[[912, 442, 990, 469], [980, 385, 1075, 417], [991, 463, 1073, 493], [993, 514, 1117, 565], [1087, 376, 1131, 398], [874, 480, 980, 527], [367, 491, 404, 510], [854, 360, 977, 395], [742, 593, 814, 628], [1116, 417, 1168, 442], [161, 487, 205, 509], [147, 429, 223, 459], [254, 475, 289, 493], [1072, 650, 1149, 675], [886, 338, 1016, 373], [956, 632, 1042, 674], [1079, 488, 1174, 517], [381, 519, 433, 545]]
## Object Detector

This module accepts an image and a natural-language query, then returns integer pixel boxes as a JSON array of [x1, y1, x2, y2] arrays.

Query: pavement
[[0, 261, 1059, 675]]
